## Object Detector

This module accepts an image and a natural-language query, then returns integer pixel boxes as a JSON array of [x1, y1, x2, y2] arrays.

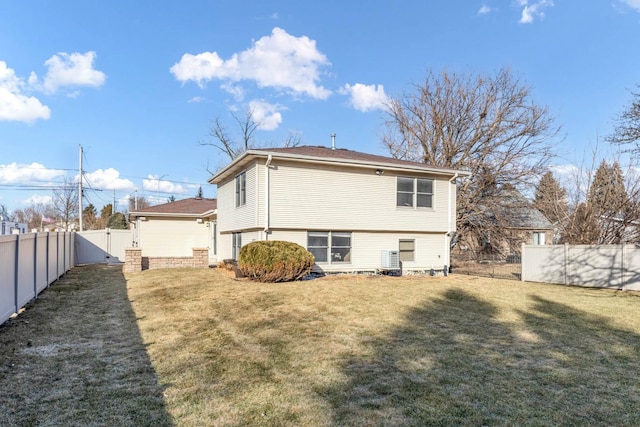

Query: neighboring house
[[209, 146, 470, 273], [457, 187, 554, 258], [129, 197, 218, 264], [0, 220, 27, 235]]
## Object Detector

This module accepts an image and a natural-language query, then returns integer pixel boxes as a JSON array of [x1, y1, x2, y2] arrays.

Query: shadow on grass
[[322, 289, 640, 426], [0, 265, 174, 427]]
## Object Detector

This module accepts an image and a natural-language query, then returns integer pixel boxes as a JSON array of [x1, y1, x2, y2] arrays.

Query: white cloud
[[188, 96, 207, 103], [0, 162, 64, 183], [341, 83, 389, 112], [0, 62, 51, 123], [37, 51, 107, 94], [478, 5, 492, 15], [518, 0, 554, 24], [620, 0, 640, 12], [142, 175, 184, 194], [83, 168, 135, 191], [249, 100, 283, 130], [170, 27, 331, 99], [22, 194, 52, 206]]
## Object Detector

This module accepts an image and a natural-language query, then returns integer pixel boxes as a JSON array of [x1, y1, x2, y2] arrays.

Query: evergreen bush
[[238, 240, 314, 283]]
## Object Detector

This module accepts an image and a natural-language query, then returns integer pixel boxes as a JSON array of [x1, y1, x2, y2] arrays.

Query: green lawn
[[2, 264, 640, 426]]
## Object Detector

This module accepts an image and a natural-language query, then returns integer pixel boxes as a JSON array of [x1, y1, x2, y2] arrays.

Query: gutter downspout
[[264, 155, 273, 239], [446, 173, 459, 271]]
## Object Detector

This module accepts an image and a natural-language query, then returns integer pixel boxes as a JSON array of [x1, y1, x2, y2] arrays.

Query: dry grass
[[0, 265, 172, 427], [126, 268, 640, 426], [2, 265, 640, 426]]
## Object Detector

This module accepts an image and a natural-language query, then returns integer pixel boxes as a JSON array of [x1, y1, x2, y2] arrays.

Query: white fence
[[522, 244, 640, 291], [75, 229, 133, 264], [0, 232, 75, 325]]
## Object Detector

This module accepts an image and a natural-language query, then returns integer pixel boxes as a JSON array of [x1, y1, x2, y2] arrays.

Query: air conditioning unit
[[381, 250, 400, 269]]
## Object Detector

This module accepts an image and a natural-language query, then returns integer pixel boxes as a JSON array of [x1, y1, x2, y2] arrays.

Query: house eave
[[209, 149, 471, 184]]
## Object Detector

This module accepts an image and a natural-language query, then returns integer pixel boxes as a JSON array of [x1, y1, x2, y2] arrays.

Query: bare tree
[[52, 178, 78, 231], [383, 68, 559, 250], [203, 110, 259, 162], [202, 110, 304, 173], [607, 86, 640, 154], [551, 149, 640, 244]]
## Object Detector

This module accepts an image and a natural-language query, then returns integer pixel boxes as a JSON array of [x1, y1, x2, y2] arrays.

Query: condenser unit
[[381, 250, 400, 269]]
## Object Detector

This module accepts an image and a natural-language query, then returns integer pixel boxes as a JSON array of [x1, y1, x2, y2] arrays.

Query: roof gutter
[[210, 150, 470, 184]]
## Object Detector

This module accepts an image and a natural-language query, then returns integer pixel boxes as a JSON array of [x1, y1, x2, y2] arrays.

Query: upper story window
[[397, 177, 434, 208], [235, 171, 246, 207]]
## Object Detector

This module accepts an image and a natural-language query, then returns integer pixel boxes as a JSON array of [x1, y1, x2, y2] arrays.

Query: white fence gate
[[75, 229, 133, 264], [522, 244, 640, 291], [0, 232, 74, 325]]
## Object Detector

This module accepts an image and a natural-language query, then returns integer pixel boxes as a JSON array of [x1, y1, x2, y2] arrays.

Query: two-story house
[[209, 146, 470, 273]]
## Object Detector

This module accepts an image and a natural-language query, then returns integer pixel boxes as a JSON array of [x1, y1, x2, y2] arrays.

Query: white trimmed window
[[397, 177, 434, 208], [307, 231, 352, 264], [533, 232, 546, 245], [235, 171, 246, 207], [232, 232, 242, 260]]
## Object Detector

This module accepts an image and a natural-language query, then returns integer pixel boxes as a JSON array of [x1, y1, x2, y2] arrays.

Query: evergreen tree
[[107, 212, 128, 229], [587, 160, 629, 217], [535, 171, 568, 225], [196, 186, 204, 199], [83, 204, 98, 230]]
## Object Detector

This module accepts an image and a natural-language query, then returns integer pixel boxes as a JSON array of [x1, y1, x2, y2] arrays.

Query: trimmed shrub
[[238, 240, 314, 283]]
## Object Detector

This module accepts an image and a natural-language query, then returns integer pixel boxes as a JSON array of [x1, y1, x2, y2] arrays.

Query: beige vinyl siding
[[217, 230, 263, 261], [267, 229, 447, 273], [217, 162, 259, 232], [137, 218, 210, 257], [267, 160, 451, 232]]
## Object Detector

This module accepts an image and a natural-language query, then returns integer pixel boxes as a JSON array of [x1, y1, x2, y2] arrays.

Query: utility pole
[[78, 144, 83, 232]]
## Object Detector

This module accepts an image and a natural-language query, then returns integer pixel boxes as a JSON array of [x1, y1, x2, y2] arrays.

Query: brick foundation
[[124, 247, 211, 272]]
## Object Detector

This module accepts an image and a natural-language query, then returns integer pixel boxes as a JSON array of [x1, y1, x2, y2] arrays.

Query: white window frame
[[397, 177, 434, 209], [307, 231, 352, 264], [235, 171, 246, 207], [232, 232, 242, 260], [399, 239, 415, 262], [533, 232, 546, 245]]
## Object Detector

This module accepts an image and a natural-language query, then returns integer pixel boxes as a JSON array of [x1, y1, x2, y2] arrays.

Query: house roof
[[209, 145, 471, 184], [129, 197, 217, 219], [480, 188, 554, 230]]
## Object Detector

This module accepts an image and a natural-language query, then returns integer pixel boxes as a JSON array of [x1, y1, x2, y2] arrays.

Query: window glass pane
[[397, 193, 413, 207], [417, 194, 432, 208], [417, 178, 433, 194], [309, 247, 327, 262], [397, 177, 414, 192], [331, 248, 351, 263], [399, 240, 415, 251], [332, 233, 351, 247], [308, 232, 328, 247]]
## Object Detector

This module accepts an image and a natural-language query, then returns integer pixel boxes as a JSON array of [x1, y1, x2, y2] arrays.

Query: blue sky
[[1, 0, 639, 213]]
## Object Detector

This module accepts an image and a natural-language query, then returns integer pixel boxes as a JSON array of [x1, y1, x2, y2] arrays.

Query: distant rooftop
[[130, 197, 217, 217]]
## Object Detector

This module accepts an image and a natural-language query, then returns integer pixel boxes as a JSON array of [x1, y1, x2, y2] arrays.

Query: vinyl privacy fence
[[0, 232, 74, 325], [522, 243, 640, 291]]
